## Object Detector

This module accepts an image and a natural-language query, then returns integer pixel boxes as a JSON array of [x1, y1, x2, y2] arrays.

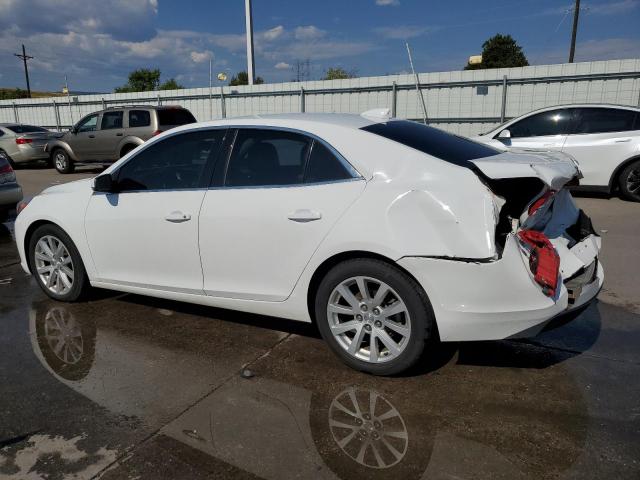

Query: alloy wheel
[[34, 235, 74, 295], [328, 387, 408, 468], [327, 276, 411, 363], [43, 306, 83, 364], [55, 152, 67, 171], [626, 167, 640, 195]]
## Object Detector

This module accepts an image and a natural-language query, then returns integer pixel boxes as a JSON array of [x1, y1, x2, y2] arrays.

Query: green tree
[[464, 34, 529, 70], [322, 67, 356, 80], [159, 78, 184, 90], [0, 87, 30, 100], [228, 71, 265, 86]]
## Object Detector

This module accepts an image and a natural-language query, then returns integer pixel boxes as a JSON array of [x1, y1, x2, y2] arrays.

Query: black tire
[[28, 223, 91, 301], [119, 144, 136, 158], [618, 159, 640, 202], [52, 148, 74, 174], [0, 209, 8, 223], [315, 258, 435, 376], [0, 149, 15, 168]]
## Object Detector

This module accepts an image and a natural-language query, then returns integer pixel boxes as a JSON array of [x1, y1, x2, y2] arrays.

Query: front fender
[[45, 139, 79, 161]]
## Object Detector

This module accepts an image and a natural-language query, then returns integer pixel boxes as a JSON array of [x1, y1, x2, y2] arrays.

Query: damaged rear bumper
[[397, 233, 604, 342]]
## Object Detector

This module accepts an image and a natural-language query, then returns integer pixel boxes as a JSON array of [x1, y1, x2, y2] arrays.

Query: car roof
[[187, 113, 380, 131], [513, 103, 640, 117]]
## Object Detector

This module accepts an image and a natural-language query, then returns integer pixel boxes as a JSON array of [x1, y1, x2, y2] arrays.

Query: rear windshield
[[361, 120, 499, 167], [7, 125, 49, 134], [157, 108, 196, 126]]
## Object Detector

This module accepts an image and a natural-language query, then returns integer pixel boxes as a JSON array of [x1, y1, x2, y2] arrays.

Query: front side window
[[507, 109, 573, 138], [117, 129, 225, 191], [76, 115, 98, 133], [129, 110, 151, 128], [101, 111, 123, 130], [573, 108, 637, 134], [225, 129, 311, 187]]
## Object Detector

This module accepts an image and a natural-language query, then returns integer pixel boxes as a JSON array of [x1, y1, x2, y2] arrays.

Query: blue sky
[[1, 0, 639, 92]]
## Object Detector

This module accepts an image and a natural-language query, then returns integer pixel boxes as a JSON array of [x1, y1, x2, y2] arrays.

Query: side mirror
[[93, 174, 116, 193], [497, 129, 511, 140]]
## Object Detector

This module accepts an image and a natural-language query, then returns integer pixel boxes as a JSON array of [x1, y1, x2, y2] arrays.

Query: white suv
[[472, 104, 640, 201]]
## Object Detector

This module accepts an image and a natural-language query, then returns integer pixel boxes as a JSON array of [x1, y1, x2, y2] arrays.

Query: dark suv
[[46, 106, 196, 173]]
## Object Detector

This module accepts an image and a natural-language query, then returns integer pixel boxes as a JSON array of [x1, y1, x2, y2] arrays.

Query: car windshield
[[361, 120, 500, 167], [7, 125, 49, 134], [157, 109, 196, 126]]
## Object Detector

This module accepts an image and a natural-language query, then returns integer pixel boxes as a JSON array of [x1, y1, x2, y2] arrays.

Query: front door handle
[[288, 209, 322, 222], [88, 134, 95, 138], [116, 133, 123, 137], [614, 138, 631, 143], [165, 211, 191, 223]]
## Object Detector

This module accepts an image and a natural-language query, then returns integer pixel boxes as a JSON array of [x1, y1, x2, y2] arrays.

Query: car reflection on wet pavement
[[1, 225, 639, 479]]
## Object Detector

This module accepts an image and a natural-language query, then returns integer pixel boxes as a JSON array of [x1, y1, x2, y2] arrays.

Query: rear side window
[[117, 129, 225, 191], [129, 110, 151, 128], [508, 109, 573, 138], [7, 125, 49, 134], [362, 120, 499, 167], [226, 129, 311, 187], [157, 108, 196, 127], [101, 111, 123, 130], [305, 141, 354, 183], [573, 108, 637, 134]]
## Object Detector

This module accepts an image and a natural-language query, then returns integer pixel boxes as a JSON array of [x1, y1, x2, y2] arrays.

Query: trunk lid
[[470, 150, 580, 190]]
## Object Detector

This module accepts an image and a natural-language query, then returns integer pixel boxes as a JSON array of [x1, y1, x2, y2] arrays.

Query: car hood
[[40, 178, 93, 196], [470, 150, 581, 190]]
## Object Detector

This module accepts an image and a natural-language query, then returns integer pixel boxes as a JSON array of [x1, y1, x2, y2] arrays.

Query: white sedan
[[15, 112, 603, 375], [472, 104, 640, 201]]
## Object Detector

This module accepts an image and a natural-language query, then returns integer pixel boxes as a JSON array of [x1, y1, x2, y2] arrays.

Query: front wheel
[[315, 259, 435, 375], [28, 224, 90, 301], [619, 159, 640, 202], [53, 149, 74, 174]]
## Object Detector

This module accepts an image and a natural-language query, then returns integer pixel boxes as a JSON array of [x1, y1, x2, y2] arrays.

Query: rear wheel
[[315, 259, 435, 375], [28, 224, 90, 301], [0, 149, 15, 168], [53, 149, 74, 174], [619, 159, 640, 202], [119, 144, 136, 158]]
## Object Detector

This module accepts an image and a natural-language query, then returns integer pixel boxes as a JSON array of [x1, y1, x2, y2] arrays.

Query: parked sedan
[[472, 104, 640, 201], [0, 151, 23, 222], [15, 112, 603, 375], [0, 123, 58, 166]]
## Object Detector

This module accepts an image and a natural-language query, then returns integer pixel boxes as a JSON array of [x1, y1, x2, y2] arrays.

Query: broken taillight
[[528, 190, 555, 216], [518, 229, 560, 297]]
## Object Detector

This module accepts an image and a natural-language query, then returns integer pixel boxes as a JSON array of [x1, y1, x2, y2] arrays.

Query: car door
[[561, 107, 639, 187], [496, 108, 573, 151], [199, 128, 365, 302], [93, 110, 125, 160], [84, 128, 226, 292], [70, 113, 100, 160]]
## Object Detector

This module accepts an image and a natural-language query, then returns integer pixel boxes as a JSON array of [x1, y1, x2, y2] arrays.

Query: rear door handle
[[165, 211, 191, 223], [116, 133, 123, 137], [88, 135, 95, 138], [614, 138, 631, 143], [288, 209, 322, 222]]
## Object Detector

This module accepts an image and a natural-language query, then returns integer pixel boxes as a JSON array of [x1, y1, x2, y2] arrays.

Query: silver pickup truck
[[46, 105, 196, 173]]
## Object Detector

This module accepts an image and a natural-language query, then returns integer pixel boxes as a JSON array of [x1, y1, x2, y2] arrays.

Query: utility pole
[[405, 42, 428, 124], [568, 0, 580, 63], [245, 0, 255, 85], [14, 44, 33, 98]]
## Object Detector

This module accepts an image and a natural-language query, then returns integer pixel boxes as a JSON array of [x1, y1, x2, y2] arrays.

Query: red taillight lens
[[528, 190, 555, 216], [16, 200, 30, 215], [152, 130, 163, 136], [0, 163, 12, 174], [15, 137, 33, 145], [518, 230, 560, 297]]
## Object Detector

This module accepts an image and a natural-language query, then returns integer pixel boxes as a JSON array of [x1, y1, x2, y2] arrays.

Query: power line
[[14, 44, 34, 98]]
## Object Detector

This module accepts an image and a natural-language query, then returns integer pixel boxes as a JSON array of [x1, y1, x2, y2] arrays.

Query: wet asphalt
[[0, 168, 639, 479]]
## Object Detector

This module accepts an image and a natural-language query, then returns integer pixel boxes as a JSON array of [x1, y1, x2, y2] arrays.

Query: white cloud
[[532, 37, 640, 64], [262, 25, 285, 41], [375, 0, 400, 5], [190, 51, 213, 63], [588, 0, 639, 15], [294, 25, 326, 40], [274, 62, 291, 70], [374, 25, 439, 39]]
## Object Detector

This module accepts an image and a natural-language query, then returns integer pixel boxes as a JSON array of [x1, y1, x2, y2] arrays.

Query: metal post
[[300, 86, 305, 113], [500, 75, 508, 123], [101, 98, 106, 110], [245, 0, 255, 85], [391, 81, 397, 118], [53, 101, 60, 131], [209, 57, 213, 120], [220, 86, 226, 119], [405, 42, 428, 123], [157, 94, 161, 106], [12, 103, 19, 123]]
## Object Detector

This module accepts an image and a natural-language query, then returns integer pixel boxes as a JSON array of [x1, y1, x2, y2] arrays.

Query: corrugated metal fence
[[2, 58, 639, 137]]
